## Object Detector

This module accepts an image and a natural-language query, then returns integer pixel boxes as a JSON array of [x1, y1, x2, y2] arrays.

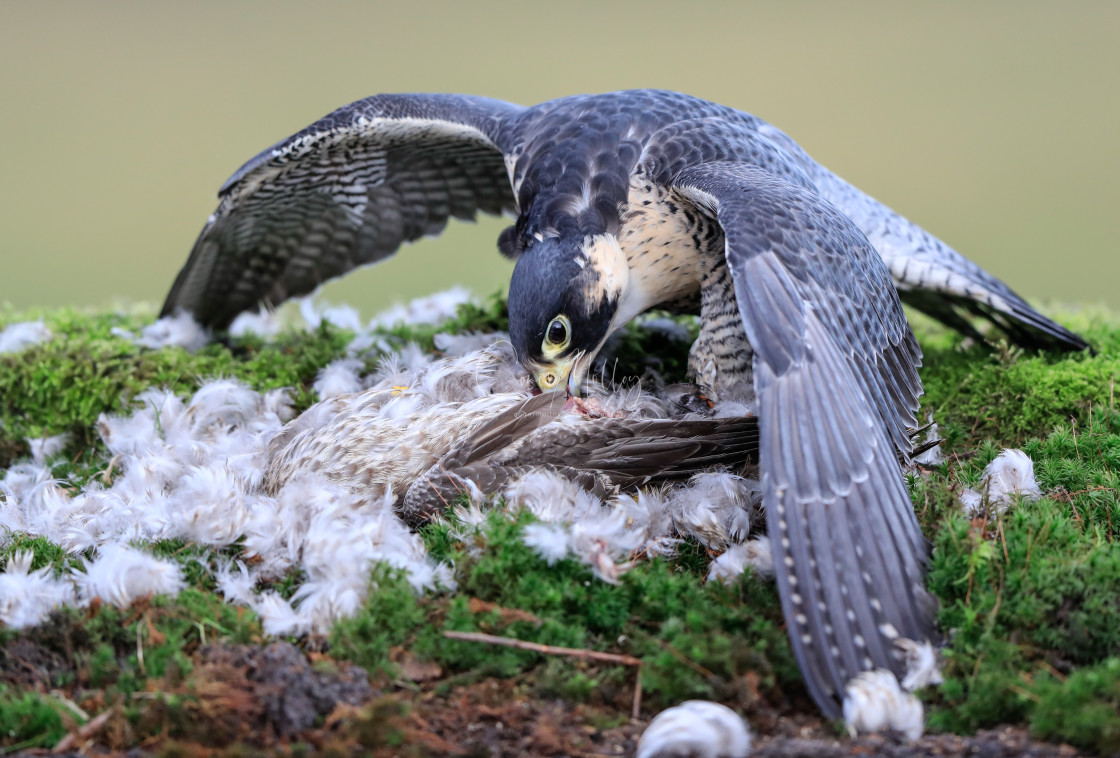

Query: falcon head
[[508, 234, 629, 396]]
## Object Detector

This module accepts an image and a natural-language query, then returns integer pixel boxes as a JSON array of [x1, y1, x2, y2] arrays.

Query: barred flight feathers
[[162, 94, 522, 328], [674, 163, 936, 717]]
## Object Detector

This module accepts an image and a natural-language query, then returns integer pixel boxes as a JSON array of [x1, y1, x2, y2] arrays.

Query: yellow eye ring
[[543, 315, 571, 355]]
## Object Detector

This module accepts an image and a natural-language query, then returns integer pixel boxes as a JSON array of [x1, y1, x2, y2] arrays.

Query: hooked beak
[[566, 368, 583, 397], [533, 359, 573, 396], [533, 352, 591, 397]]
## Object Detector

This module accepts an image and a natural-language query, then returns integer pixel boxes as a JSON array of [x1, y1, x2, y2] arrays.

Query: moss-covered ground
[[0, 298, 1118, 756]]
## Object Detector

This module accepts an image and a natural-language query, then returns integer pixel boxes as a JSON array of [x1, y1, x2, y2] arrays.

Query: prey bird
[[162, 90, 1088, 716], [398, 390, 762, 525]]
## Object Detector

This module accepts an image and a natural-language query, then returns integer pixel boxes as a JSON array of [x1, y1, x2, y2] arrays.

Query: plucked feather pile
[[1, 307, 768, 639]]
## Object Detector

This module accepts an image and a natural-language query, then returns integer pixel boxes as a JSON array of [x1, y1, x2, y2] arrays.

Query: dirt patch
[[0, 636, 72, 689], [404, 678, 643, 757], [7, 640, 1092, 757], [197, 642, 376, 738], [752, 727, 1084, 758], [383, 695, 1089, 758]]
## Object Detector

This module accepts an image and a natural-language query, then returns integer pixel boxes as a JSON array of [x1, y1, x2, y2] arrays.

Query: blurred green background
[[1, 1, 1116, 317]]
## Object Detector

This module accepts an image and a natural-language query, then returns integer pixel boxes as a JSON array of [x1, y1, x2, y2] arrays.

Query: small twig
[[631, 670, 643, 721], [970, 652, 986, 685], [48, 691, 89, 722], [404, 711, 469, 755], [100, 454, 121, 485], [9, 653, 48, 687], [986, 571, 1005, 632], [996, 512, 1009, 566], [443, 630, 642, 667], [1050, 484, 1112, 503], [136, 620, 146, 675], [467, 597, 543, 626], [443, 630, 644, 719], [1069, 498, 1083, 528], [52, 707, 114, 754], [1007, 684, 1042, 703], [1035, 658, 1068, 683], [649, 637, 717, 680]]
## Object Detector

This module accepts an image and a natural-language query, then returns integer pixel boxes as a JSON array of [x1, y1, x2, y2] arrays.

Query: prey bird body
[[163, 89, 1088, 716]]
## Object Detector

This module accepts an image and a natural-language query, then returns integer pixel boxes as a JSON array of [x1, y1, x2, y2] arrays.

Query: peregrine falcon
[[161, 90, 1089, 717]]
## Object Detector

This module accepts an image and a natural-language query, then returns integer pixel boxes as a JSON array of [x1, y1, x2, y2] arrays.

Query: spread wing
[[755, 122, 1090, 353], [162, 93, 523, 329], [673, 163, 937, 717]]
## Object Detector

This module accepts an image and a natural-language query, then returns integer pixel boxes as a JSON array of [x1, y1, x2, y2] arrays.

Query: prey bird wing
[[437, 391, 568, 470], [401, 391, 762, 524], [161, 94, 523, 329], [439, 392, 761, 485], [673, 162, 936, 718], [498, 416, 760, 483]]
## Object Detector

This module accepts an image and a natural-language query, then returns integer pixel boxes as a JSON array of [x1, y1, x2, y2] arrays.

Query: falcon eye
[[547, 320, 567, 345], [543, 315, 571, 352]]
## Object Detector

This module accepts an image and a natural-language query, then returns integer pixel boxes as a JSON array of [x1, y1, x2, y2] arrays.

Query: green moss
[[534, 658, 603, 701], [271, 566, 310, 601], [380, 290, 510, 350], [418, 518, 461, 565], [329, 565, 427, 677], [595, 312, 699, 387], [395, 511, 796, 709], [149, 539, 228, 590], [1031, 657, 1120, 755], [0, 686, 69, 752], [0, 535, 79, 573], [2, 301, 1119, 752], [0, 312, 355, 467], [0, 557, 262, 701], [628, 561, 800, 706], [916, 325, 1119, 448], [325, 507, 797, 709], [0, 295, 520, 469], [925, 500, 1117, 732], [456, 512, 629, 637], [921, 362, 1120, 746]]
